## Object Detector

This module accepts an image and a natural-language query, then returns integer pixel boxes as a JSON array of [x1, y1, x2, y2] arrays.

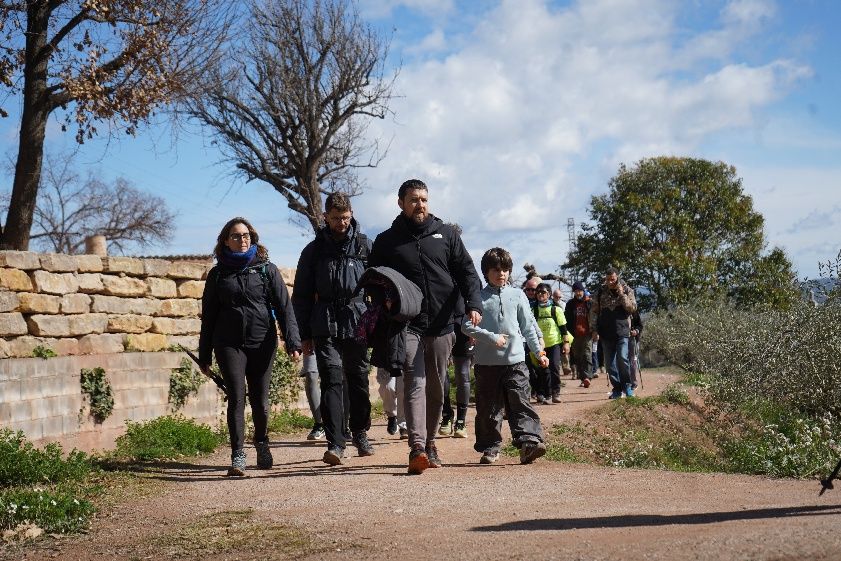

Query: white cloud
[[355, 0, 824, 279]]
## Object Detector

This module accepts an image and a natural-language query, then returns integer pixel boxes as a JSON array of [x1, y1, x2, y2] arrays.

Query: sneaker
[[322, 445, 345, 466], [480, 449, 500, 464], [536, 395, 550, 405], [453, 420, 467, 438], [228, 449, 247, 477], [398, 423, 408, 439], [519, 441, 547, 464], [255, 439, 273, 470], [551, 393, 562, 403], [593, 373, 599, 378], [352, 431, 375, 457], [439, 419, 453, 436], [386, 416, 398, 435], [583, 378, 591, 388], [426, 442, 442, 468], [608, 390, 623, 400], [625, 385, 635, 398], [307, 424, 326, 441], [408, 445, 429, 475]]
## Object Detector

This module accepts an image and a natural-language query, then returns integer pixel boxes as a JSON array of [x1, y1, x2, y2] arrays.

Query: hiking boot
[[439, 419, 453, 436], [352, 431, 375, 457], [408, 445, 429, 475], [519, 441, 546, 464], [536, 395, 550, 405], [227, 449, 247, 477], [608, 389, 623, 400], [398, 423, 408, 439], [255, 439, 273, 469], [307, 424, 326, 441], [551, 393, 562, 403], [453, 420, 467, 438], [322, 445, 345, 466], [386, 416, 398, 435], [426, 442, 443, 468], [480, 449, 500, 464], [582, 378, 591, 388]]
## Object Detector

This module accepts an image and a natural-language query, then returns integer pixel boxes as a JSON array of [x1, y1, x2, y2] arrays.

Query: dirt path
[[10, 368, 841, 560]]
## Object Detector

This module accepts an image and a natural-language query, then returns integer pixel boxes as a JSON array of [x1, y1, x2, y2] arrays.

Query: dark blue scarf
[[219, 245, 257, 269]]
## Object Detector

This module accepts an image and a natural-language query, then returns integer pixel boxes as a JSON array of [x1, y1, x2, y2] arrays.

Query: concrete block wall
[[0, 352, 226, 451]]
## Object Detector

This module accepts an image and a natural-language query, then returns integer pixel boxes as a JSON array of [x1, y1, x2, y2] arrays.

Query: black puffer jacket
[[292, 219, 371, 340], [198, 259, 301, 366], [369, 214, 482, 337]]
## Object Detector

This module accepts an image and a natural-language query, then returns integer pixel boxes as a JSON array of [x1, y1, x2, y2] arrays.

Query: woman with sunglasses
[[199, 217, 302, 476]]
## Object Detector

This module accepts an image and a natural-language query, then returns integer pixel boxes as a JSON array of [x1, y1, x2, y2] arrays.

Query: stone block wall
[[0, 251, 219, 358]]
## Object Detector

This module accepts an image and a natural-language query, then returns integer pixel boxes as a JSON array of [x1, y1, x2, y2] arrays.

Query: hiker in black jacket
[[199, 217, 302, 477], [292, 192, 375, 465], [369, 179, 483, 474]]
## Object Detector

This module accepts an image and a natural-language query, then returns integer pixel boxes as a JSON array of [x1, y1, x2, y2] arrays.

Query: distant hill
[[801, 277, 838, 304]]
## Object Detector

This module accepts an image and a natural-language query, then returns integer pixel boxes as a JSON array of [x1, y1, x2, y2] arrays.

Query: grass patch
[[149, 508, 316, 558], [0, 430, 100, 536], [112, 416, 221, 461], [265, 409, 314, 435]]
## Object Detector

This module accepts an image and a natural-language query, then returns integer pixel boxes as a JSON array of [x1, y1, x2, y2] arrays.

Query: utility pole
[[566, 217, 577, 282]]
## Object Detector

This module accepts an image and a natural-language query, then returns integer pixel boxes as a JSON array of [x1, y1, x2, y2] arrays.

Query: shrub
[[169, 358, 206, 411], [268, 351, 301, 409], [113, 416, 221, 461], [79, 367, 115, 423], [0, 430, 93, 487]]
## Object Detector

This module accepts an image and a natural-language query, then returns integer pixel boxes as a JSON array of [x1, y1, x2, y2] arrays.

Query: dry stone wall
[[0, 251, 216, 357]]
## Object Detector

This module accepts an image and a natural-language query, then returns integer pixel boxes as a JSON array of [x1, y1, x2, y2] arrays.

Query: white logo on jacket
[[432, 233, 443, 238]]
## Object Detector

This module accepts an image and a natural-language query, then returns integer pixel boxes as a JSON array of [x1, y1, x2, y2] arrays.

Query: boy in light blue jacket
[[462, 247, 548, 465]]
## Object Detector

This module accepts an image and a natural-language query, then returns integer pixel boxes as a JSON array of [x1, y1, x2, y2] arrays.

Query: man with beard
[[369, 179, 483, 474]]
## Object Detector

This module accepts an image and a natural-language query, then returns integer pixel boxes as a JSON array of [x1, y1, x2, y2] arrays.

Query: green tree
[[564, 156, 798, 310]]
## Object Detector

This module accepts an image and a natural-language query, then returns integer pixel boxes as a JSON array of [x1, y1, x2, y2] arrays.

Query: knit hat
[[572, 281, 585, 292]]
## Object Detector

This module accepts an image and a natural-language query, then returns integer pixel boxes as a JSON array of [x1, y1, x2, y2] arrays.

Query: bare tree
[[0, 0, 230, 250], [185, 0, 397, 233], [1, 151, 175, 254]]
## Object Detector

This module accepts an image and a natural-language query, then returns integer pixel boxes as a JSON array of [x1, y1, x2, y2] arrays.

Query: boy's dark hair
[[480, 247, 513, 282], [325, 192, 352, 213], [605, 266, 620, 276], [536, 282, 552, 294], [398, 179, 427, 200]]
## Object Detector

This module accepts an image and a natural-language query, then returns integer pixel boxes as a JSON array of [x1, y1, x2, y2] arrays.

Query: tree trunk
[[0, 2, 51, 250]]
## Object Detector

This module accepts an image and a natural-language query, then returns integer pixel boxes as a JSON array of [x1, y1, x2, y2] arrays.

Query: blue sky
[[2, 0, 839, 288]]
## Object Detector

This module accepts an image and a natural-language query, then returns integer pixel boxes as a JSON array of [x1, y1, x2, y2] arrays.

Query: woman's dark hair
[[536, 282, 553, 295], [213, 217, 269, 262], [480, 247, 513, 282]]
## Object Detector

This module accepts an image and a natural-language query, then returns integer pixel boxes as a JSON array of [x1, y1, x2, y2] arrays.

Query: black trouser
[[314, 336, 371, 449], [473, 362, 544, 454], [215, 337, 277, 452]]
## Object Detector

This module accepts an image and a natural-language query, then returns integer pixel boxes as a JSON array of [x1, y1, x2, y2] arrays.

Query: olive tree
[[564, 156, 799, 310]]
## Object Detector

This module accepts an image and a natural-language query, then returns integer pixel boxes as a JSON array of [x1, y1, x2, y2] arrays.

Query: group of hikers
[[197, 179, 640, 476]]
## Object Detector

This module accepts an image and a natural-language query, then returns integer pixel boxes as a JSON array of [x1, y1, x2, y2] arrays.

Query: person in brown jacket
[[589, 267, 637, 399]]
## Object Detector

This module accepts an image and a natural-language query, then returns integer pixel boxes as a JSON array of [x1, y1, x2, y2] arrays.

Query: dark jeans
[[215, 337, 277, 452], [571, 336, 593, 380], [314, 336, 371, 449], [473, 362, 544, 454], [442, 354, 471, 423], [535, 344, 561, 398]]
